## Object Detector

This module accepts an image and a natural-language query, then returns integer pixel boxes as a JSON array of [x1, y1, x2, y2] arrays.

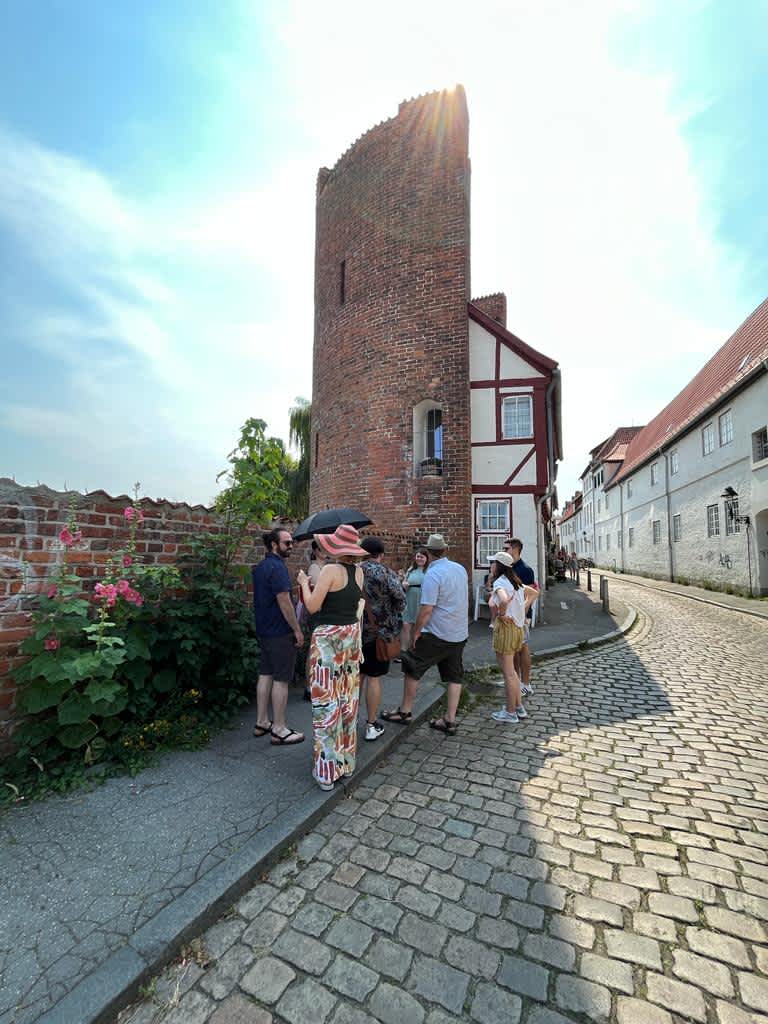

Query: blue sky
[[1, 0, 766, 504]]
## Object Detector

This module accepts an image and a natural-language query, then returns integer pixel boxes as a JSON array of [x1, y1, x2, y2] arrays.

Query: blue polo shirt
[[252, 554, 293, 638], [512, 558, 535, 620]]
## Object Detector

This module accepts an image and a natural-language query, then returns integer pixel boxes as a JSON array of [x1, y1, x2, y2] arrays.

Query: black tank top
[[313, 563, 362, 626]]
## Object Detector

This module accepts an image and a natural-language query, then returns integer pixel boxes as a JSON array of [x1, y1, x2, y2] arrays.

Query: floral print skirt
[[309, 622, 362, 785]]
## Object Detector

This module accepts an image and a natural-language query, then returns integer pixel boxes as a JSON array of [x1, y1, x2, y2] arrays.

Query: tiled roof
[[582, 428, 643, 479], [612, 297, 768, 486]]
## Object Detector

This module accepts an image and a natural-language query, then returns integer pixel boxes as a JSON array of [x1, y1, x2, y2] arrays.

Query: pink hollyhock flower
[[124, 507, 135, 521], [47, 585, 58, 599], [45, 636, 60, 651], [122, 555, 133, 567], [72, 530, 82, 543], [124, 587, 143, 606], [116, 579, 131, 596], [59, 528, 74, 546], [95, 582, 118, 607]]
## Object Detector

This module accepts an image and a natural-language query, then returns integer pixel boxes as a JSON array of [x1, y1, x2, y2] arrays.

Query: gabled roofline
[[468, 302, 558, 375]]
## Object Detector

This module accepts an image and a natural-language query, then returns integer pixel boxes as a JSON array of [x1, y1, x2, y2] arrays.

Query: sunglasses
[[280, 540, 294, 547]]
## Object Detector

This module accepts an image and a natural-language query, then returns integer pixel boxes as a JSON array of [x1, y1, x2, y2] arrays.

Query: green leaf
[[152, 669, 176, 693], [90, 693, 129, 717], [58, 693, 97, 725], [18, 678, 73, 713], [58, 721, 99, 749], [85, 678, 124, 704], [101, 716, 124, 737]]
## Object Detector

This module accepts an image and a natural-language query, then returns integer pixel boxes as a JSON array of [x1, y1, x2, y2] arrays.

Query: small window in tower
[[413, 401, 444, 477], [314, 431, 319, 469], [339, 260, 346, 305]]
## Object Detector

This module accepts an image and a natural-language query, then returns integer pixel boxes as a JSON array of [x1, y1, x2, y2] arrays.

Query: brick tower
[[310, 87, 472, 570]]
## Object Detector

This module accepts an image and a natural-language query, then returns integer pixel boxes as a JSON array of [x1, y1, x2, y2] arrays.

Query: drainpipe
[[661, 448, 674, 582], [537, 369, 562, 608], [619, 480, 625, 572]]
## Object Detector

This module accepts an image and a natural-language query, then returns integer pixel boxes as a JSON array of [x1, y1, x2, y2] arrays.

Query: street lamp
[[721, 487, 754, 597]]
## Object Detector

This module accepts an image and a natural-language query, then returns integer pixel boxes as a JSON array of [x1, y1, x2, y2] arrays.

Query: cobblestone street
[[122, 581, 768, 1024]]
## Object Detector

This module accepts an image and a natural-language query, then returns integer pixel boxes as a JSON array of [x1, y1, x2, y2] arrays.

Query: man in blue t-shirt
[[251, 528, 305, 745], [506, 538, 535, 696]]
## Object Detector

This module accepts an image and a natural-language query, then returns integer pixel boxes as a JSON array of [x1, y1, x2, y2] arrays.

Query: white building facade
[[576, 299, 768, 595], [468, 301, 562, 593]]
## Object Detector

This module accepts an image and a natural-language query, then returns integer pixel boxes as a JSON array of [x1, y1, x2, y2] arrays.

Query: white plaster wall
[[470, 387, 495, 443], [469, 319, 496, 380], [471, 446, 537, 487], [594, 374, 768, 591], [500, 345, 544, 379]]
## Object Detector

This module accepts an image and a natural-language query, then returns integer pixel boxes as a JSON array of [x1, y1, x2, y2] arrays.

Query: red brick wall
[[311, 87, 473, 574], [472, 293, 507, 327], [0, 479, 304, 753]]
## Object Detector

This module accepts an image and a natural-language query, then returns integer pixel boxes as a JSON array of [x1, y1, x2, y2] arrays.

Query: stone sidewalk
[[594, 568, 768, 620], [1, 581, 623, 1024], [117, 579, 768, 1024]]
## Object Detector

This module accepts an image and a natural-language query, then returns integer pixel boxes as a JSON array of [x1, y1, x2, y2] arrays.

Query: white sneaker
[[314, 776, 334, 791], [516, 705, 528, 719], [491, 709, 519, 724], [521, 683, 534, 697], [365, 721, 385, 741]]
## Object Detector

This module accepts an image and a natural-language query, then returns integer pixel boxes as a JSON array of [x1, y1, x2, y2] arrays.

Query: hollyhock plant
[[59, 527, 74, 547], [47, 585, 58, 599], [44, 636, 59, 651]]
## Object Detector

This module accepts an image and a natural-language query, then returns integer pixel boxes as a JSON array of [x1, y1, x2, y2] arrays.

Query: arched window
[[413, 400, 443, 477]]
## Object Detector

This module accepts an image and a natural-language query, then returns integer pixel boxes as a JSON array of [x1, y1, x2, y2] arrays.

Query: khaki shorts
[[493, 618, 524, 656]]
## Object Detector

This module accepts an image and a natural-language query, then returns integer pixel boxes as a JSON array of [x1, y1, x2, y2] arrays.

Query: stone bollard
[[587, 570, 592, 592], [600, 575, 610, 613]]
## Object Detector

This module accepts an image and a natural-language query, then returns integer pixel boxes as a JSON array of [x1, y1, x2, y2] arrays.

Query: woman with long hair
[[487, 551, 539, 725], [400, 547, 428, 651], [297, 525, 366, 791]]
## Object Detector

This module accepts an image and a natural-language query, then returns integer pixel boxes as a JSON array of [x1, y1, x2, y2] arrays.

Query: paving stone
[[666, 875, 717, 903], [604, 929, 661, 970], [369, 981, 425, 1024], [333, 861, 366, 888], [461, 884, 502, 917], [591, 880, 641, 909], [740, 972, 768, 1013], [526, 1010, 578, 1024], [530, 882, 567, 910], [351, 895, 403, 934], [315, 881, 359, 912], [242, 911, 289, 949], [324, 954, 379, 1002], [200, 944, 253, 1000], [573, 895, 624, 926], [618, 866, 660, 890], [330, 1005, 377, 1024], [240, 955, 296, 1004], [436, 901, 475, 933], [292, 902, 336, 938], [453, 856, 492, 884], [580, 952, 634, 994], [350, 845, 391, 871], [417, 845, 457, 870], [523, 933, 576, 971], [616, 996, 672, 1024], [706, 907, 767, 942], [399, 913, 450, 956], [632, 912, 677, 943], [357, 872, 400, 899], [275, 978, 337, 1024], [714, 1000, 768, 1024], [477, 916, 520, 950], [271, 929, 333, 975], [209, 992, 273, 1024], [325, 917, 374, 957], [673, 949, 734, 997], [505, 898, 545, 930], [163, 990, 216, 1024], [647, 893, 699, 922], [237, 884, 279, 920], [548, 914, 595, 949], [444, 934, 500, 979], [396, 885, 442, 917], [469, 982, 522, 1024], [555, 975, 611, 1023], [497, 954, 549, 1001], [271, 887, 306, 916], [406, 955, 470, 1015], [203, 918, 247, 959], [488, 871, 529, 899], [386, 856, 430, 885], [424, 869, 466, 902], [364, 935, 413, 981], [646, 973, 707, 1022]]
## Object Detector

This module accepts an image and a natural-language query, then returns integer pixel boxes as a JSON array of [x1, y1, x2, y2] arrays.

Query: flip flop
[[381, 708, 412, 724], [270, 728, 305, 745], [252, 721, 272, 738], [429, 718, 457, 736]]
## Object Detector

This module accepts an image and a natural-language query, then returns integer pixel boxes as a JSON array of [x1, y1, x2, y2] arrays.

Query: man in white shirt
[[382, 533, 468, 735]]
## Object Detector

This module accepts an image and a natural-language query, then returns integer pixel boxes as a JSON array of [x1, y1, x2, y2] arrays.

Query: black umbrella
[[292, 507, 373, 542]]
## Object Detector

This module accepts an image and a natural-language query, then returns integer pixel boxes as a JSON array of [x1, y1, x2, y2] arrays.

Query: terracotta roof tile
[[612, 297, 768, 486]]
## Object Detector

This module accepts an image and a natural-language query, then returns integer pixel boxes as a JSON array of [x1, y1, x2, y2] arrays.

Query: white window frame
[[725, 497, 741, 536], [626, 480, 632, 499], [753, 426, 768, 463], [475, 499, 510, 568], [650, 462, 659, 486], [702, 422, 715, 456], [718, 409, 733, 447], [501, 395, 533, 439], [628, 527, 634, 548], [673, 514, 681, 542], [706, 504, 720, 537], [670, 450, 679, 476], [652, 520, 661, 545]]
